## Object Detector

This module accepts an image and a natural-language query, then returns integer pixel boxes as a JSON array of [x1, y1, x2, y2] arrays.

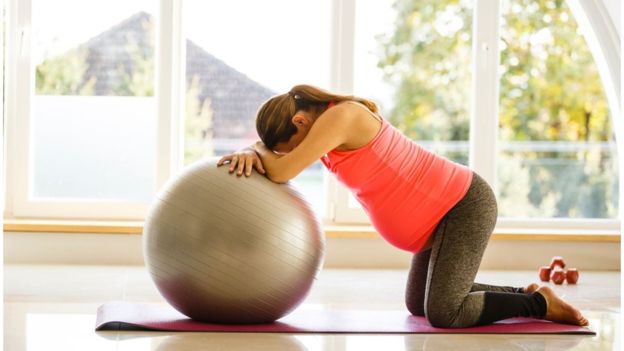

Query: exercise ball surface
[[143, 157, 325, 324]]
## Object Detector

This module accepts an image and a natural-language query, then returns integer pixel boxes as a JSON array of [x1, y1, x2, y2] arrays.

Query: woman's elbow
[[266, 164, 297, 184], [267, 172, 289, 184], [272, 176, 290, 185]]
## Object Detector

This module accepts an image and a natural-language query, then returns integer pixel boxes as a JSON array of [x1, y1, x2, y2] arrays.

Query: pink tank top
[[320, 102, 473, 253]]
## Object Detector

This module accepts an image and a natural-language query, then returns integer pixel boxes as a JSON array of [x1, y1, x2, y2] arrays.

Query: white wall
[[601, 0, 620, 36]]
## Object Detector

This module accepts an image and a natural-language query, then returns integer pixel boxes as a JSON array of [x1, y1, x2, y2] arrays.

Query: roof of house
[[75, 11, 276, 141]]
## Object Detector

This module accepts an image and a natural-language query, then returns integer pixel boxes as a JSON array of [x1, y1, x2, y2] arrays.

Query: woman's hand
[[216, 146, 266, 177]]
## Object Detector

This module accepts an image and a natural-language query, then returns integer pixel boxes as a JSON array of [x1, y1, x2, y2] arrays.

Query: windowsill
[[3, 219, 621, 242]]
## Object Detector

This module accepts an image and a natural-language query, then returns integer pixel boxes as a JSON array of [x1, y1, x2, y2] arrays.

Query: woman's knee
[[426, 300, 483, 328], [426, 310, 456, 328], [405, 298, 425, 317], [404, 284, 426, 316]]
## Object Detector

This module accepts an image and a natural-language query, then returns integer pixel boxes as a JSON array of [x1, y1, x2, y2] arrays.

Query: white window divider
[[156, 0, 185, 190], [469, 0, 501, 189]]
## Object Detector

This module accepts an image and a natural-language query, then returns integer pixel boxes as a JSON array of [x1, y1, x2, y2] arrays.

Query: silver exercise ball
[[142, 157, 325, 324]]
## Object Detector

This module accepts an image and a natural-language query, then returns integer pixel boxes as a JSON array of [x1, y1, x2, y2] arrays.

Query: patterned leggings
[[404, 172, 546, 328]]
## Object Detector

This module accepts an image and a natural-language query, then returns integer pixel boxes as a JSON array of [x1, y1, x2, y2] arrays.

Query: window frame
[[3, 0, 621, 231]]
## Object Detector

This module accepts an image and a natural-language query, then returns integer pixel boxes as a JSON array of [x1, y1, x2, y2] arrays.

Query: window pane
[[350, 0, 473, 208], [497, 0, 619, 218], [32, 1, 157, 201], [183, 0, 331, 216]]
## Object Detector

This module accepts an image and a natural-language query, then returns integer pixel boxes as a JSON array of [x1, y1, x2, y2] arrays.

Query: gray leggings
[[405, 171, 546, 327]]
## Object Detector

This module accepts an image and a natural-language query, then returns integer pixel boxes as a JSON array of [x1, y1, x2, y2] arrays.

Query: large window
[[5, 0, 620, 231], [497, 0, 618, 219]]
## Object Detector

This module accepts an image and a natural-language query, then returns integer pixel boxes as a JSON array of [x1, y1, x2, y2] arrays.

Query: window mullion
[[9, 0, 33, 218], [155, 0, 185, 193], [329, 0, 365, 224], [330, 0, 355, 94], [469, 0, 501, 189]]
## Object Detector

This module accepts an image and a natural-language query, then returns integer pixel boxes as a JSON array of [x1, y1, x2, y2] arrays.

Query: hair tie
[[288, 91, 299, 100]]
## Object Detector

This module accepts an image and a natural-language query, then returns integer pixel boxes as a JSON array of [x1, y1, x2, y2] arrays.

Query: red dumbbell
[[539, 266, 552, 282], [550, 267, 566, 285], [549, 256, 566, 270], [566, 268, 579, 284]]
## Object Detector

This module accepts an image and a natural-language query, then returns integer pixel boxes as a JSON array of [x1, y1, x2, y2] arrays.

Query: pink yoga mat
[[95, 301, 594, 334]]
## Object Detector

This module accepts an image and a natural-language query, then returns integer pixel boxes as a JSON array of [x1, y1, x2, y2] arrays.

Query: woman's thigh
[[424, 172, 498, 327]]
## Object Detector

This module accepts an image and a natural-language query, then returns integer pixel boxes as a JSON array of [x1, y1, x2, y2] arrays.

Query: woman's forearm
[[253, 141, 283, 181]]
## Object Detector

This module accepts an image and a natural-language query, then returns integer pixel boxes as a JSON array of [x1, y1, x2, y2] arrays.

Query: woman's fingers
[[229, 155, 239, 172], [245, 157, 254, 176], [236, 156, 246, 176], [217, 155, 232, 166], [254, 157, 266, 174], [217, 153, 264, 178]]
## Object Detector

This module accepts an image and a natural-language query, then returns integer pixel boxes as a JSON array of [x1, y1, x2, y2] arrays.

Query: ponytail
[[287, 84, 378, 113]]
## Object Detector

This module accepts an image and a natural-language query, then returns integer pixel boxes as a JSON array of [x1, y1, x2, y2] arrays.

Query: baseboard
[[3, 231, 620, 270]]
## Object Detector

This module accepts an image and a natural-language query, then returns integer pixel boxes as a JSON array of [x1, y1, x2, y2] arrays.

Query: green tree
[[113, 17, 155, 97], [35, 47, 95, 95], [184, 75, 213, 165], [36, 15, 155, 97], [378, 0, 472, 144]]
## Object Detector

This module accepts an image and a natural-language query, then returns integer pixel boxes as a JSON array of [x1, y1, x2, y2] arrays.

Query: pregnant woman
[[217, 84, 588, 328]]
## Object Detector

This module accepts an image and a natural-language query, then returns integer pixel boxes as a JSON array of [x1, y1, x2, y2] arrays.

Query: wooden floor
[[4, 265, 620, 350]]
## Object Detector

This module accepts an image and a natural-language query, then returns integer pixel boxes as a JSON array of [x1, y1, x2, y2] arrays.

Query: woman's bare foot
[[524, 283, 539, 294], [535, 286, 589, 326]]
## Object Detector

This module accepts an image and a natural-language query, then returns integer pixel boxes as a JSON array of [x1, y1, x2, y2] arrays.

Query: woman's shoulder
[[328, 101, 384, 151], [334, 100, 368, 110], [334, 100, 383, 123]]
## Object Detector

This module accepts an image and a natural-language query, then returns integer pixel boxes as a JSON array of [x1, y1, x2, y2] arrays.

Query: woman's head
[[255, 84, 378, 154]]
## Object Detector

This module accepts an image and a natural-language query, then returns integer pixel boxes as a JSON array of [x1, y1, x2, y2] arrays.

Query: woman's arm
[[254, 105, 351, 184], [253, 140, 282, 170]]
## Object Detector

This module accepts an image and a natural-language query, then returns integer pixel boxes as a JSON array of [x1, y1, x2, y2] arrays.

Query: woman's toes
[[573, 310, 590, 326], [579, 315, 589, 326], [525, 283, 539, 294]]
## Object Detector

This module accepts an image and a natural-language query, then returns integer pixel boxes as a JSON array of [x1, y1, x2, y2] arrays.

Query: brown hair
[[255, 84, 378, 150]]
